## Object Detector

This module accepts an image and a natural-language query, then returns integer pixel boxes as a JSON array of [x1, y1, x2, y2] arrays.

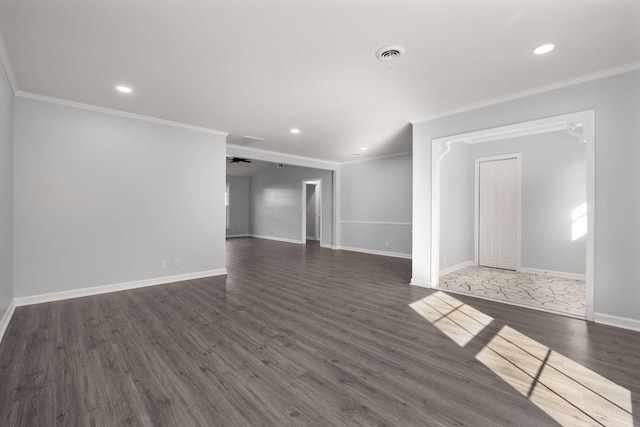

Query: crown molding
[[339, 150, 412, 165], [410, 61, 640, 125], [15, 91, 229, 137], [0, 32, 18, 94]]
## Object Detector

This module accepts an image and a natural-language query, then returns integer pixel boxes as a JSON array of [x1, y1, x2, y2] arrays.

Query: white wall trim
[[0, 33, 17, 94], [250, 234, 305, 244], [440, 260, 475, 277], [333, 169, 340, 251], [519, 267, 586, 281], [409, 278, 431, 288], [15, 91, 229, 137], [594, 313, 640, 332], [0, 301, 16, 344], [339, 220, 412, 226], [334, 245, 412, 259], [410, 61, 640, 125], [321, 243, 333, 249], [339, 151, 412, 165], [14, 269, 227, 307], [302, 178, 323, 246], [227, 144, 339, 171], [226, 234, 250, 238]]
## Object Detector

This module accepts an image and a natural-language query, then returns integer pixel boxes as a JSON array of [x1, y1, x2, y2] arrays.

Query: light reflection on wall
[[264, 186, 295, 207], [572, 202, 587, 241]]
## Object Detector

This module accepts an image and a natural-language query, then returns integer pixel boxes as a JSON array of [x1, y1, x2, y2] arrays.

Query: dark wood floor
[[1, 238, 639, 426]]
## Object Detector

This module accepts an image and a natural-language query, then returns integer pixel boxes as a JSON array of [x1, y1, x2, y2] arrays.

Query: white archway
[[429, 110, 595, 321]]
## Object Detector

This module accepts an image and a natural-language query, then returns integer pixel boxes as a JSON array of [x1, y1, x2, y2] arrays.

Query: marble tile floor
[[438, 265, 586, 317]]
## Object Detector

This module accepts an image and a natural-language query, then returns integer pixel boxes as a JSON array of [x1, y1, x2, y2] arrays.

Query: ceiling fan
[[227, 157, 252, 164]]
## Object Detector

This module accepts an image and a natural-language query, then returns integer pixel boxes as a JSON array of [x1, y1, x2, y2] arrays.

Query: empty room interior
[[0, 1, 639, 425]]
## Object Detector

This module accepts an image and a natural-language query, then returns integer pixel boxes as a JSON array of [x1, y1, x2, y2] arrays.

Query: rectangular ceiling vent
[[227, 135, 264, 146]]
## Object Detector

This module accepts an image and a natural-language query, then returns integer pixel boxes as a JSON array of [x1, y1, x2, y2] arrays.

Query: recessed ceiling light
[[116, 85, 133, 94], [534, 44, 555, 55], [290, 128, 300, 134], [360, 147, 368, 151]]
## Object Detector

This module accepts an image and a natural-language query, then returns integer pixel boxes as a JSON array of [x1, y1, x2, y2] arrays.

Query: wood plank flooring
[[1, 237, 639, 426]]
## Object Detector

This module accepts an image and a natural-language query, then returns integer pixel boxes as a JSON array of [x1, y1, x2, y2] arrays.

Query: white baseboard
[[250, 234, 304, 244], [519, 267, 585, 281], [226, 234, 250, 238], [320, 243, 333, 249], [410, 278, 431, 288], [14, 269, 228, 307], [0, 301, 16, 344], [306, 236, 319, 241], [334, 245, 412, 259], [440, 260, 475, 276], [594, 312, 640, 332]]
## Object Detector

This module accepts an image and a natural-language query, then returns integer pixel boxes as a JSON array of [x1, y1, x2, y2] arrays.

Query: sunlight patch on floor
[[409, 291, 493, 346], [476, 325, 633, 426]]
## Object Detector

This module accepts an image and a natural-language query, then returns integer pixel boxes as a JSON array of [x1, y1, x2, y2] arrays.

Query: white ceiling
[[0, 0, 638, 162]]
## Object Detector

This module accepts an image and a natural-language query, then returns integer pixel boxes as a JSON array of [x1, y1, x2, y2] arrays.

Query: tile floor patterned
[[438, 266, 585, 317]]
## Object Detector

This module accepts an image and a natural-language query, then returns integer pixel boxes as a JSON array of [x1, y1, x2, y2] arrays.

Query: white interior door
[[479, 158, 517, 270]]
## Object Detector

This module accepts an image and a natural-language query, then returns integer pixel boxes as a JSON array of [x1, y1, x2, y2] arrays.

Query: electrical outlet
[[160, 260, 167, 270], [174, 258, 180, 268], [384, 241, 389, 248], [442, 256, 447, 264]]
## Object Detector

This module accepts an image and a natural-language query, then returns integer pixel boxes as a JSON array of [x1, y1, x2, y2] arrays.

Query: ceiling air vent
[[227, 135, 264, 146], [376, 45, 405, 62]]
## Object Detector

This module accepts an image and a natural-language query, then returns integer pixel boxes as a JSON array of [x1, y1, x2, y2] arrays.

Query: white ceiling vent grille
[[227, 135, 264, 146], [376, 45, 405, 62]]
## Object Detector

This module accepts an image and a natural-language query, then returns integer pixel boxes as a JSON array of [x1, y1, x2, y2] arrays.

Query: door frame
[[430, 110, 595, 321], [474, 154, 522, 271], [301, 179, 322, 245]]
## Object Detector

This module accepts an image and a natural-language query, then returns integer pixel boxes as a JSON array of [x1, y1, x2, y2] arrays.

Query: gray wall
[[0, 61, 12, 319], [440, 131, 587, 274], [413, 69, 640, 320], [338, 153, 412, 256], [306, 184, 316, 239], [226, 176, 250, 237], [439, 142, 473, 268], [250, 164, 333, 245], [13, 98, 227, 298]]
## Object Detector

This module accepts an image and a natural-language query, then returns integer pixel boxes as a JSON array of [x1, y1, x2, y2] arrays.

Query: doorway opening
[[302, 179, 322, 245], [431, 111, 594, 320]]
